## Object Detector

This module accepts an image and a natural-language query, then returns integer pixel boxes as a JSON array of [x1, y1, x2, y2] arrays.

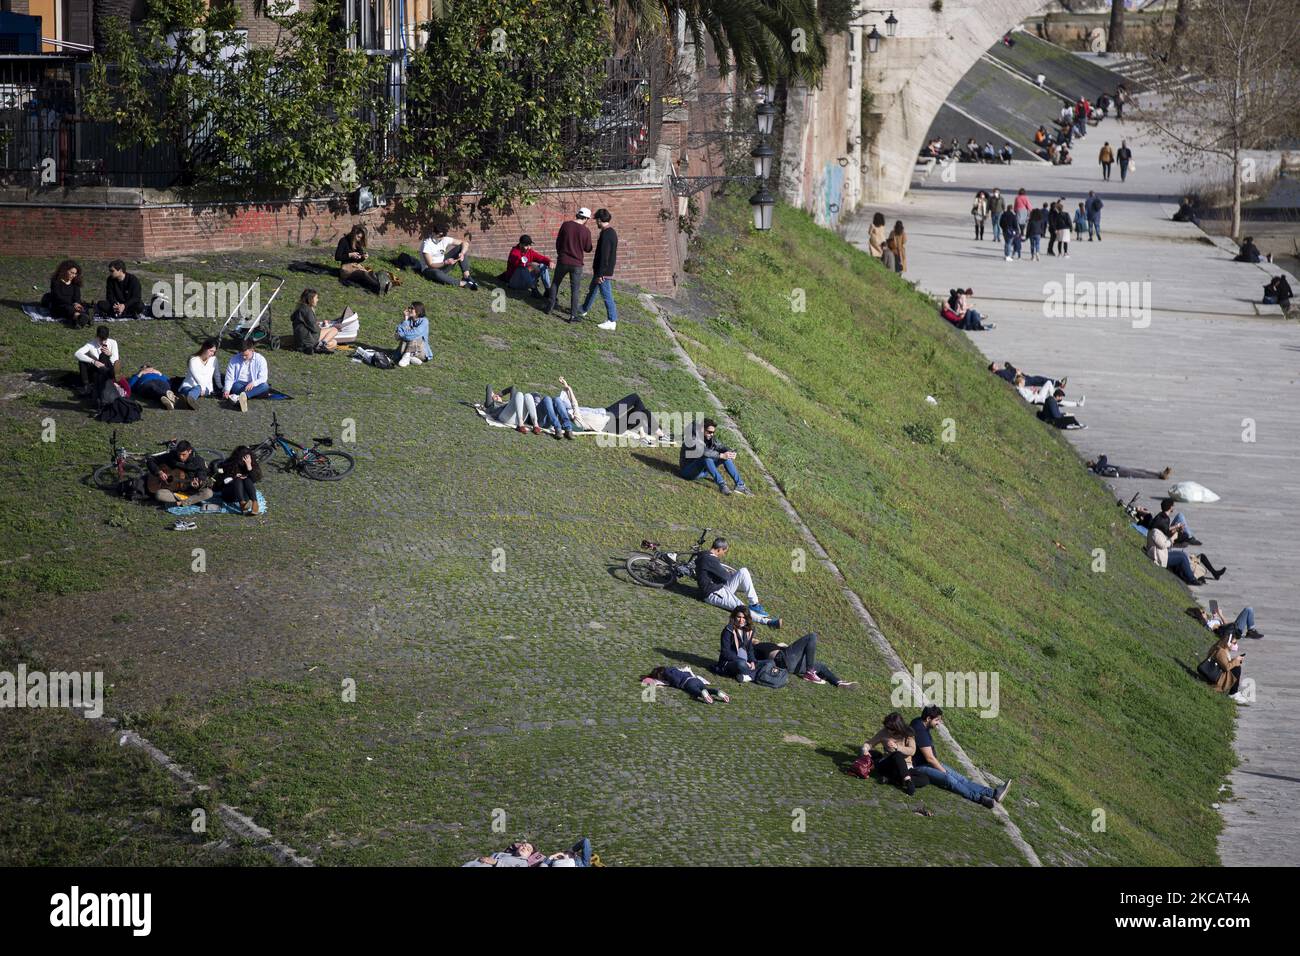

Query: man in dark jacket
[[544, 207, 593, 321], [987, 188, 1005, 241], [1086, 192, 1103, 241], [97, 260, 144, 318], [695, 537, 780, 627], [146, 441, 213, 506], [999, 208, 1020, 260], [579, 208, 619, 330], [679, 417, 749, 496], [1234, 237, 1263, 263]]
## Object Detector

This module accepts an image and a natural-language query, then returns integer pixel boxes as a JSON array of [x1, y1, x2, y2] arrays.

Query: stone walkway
[[845, 115, 1300, 867]]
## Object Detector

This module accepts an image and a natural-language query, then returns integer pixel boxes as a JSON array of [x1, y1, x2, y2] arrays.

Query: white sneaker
[[1231, 692, 1251, 704], [597, 320, 617, 331], [398, 352, 412, 367], [160, 390, 176, 410], [409, 355, 423, 365], [236, 391, 248, 413]]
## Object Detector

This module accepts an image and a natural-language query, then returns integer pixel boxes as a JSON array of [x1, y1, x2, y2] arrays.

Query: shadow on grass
[[631, 451, 680, 477], [651, 646, 717, 671]]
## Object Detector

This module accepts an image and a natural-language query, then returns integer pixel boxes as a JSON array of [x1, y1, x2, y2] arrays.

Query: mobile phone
[[1209, 600, 1220, 615]]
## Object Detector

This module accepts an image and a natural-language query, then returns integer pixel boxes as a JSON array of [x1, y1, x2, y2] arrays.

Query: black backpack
[[752, 660, 789, 689]]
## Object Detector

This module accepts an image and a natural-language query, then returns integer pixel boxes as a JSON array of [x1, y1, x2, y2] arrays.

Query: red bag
[[848, 753, 874, 778]]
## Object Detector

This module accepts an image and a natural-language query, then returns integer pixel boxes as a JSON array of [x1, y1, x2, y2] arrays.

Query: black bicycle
[[250, 412, 355, 481], [626, 527, 732, 588], [91, 430, 224, 490]]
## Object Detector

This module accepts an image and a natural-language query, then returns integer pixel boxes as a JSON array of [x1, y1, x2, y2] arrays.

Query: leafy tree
[[398, 0, 609, 220], [85, 0, 385, 194]]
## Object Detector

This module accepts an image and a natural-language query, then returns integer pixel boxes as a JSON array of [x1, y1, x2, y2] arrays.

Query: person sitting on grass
[[484, 385, 543, 434], [753, 632, 855, 688], [97, 260, 144, 318], [501, 234, 552, 297], [73, 325, 120, 396], [221, 344, 269, 412], [418, 225, 478, 290], [698, 540, 781, 628], [680, 417, 750, 496], [1201, 628, 1249, 703], [1085, 455, 1171, 480], [863, 712, 928, 797], [1036, 387, 1086, 429], [1263, 275, 1293, 310], [178, 339, 219, 410], [213, 445, 263, 515], [44, 259, 87, 326], [942, 288, 995, 330], [146, 440, 212, 507], [909, 705, 1009, 808], [641, 665, 731, 703], [290, 289, 340, 354], [717, 606, 762, 681], [1195, 602, 1263, 640], [1233, 236, 1263, 264], [395, 302, 432, 366], [127, 365, 176, 409], [334, 224, 390, 295], [1148, 497, 1202, 547], [1146, 520, 1225, 586], [1172, 196, 1200, 225]]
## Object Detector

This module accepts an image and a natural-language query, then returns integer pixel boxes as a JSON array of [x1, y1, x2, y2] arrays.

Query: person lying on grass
[[909, 705, 1009, 808], [699, 541, 781, 628], [863, 712, 929, 797], [988, 361, 1064, 390], [554, 376, 665, 442], [1086, 455, 1171, 480], [1194, 602, 1263, 640], [462, 839, 592, 867], [1146, 518, 1225, 586], [484, 385, 544, 434], [753, 631, 855, 687], [641, 665, 731, 703], [1014, 373, 1083, 408]]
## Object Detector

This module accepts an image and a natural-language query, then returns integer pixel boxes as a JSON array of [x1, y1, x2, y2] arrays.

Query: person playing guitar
[[145, 440, 214, 507]]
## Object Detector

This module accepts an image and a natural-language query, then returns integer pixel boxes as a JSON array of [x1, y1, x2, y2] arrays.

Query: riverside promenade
[[846, 117, 1300, 867]]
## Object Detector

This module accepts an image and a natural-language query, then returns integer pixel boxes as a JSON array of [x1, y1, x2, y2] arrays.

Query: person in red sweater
[[544, 207, 593, 321], [502, 235, 552, 298]]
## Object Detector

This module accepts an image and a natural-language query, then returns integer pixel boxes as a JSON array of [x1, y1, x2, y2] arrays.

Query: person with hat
[[502, 234, 552, 297], [544, 206, 593, 321]]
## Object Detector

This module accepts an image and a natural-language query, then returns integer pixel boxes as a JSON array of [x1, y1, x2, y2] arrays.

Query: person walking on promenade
[[1098, 142, 1114, 181], [1117, 141, 1132, 182]]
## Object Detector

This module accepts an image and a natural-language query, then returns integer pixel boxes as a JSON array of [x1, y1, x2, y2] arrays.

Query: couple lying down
[[484, 375, 664, 441]]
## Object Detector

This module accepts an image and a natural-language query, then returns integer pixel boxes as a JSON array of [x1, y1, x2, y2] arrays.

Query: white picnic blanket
[[23, 303, 154, 323], [470, 404, 676, 446]]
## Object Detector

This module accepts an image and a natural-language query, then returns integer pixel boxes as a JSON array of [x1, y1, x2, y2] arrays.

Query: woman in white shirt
[[179, 338, 219, 410], [1013, 373, 1083, 408]]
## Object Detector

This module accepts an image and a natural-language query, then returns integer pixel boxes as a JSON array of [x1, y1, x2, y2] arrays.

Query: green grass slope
[[0, 203, 1230, 866]]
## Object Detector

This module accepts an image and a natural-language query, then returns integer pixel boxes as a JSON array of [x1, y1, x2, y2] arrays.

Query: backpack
[[370, 349, 396, 369], [96, 397, 142, 424], [752, 659, 789, 689], [848, 753, 875, 778], [115, 475, 149, 501]]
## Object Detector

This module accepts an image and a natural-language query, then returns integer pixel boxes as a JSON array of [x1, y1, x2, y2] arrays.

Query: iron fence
[[0, 52, 659, 190]]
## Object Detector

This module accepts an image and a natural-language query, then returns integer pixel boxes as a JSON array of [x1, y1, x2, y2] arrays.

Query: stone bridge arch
[[860, 0, 1058, 202]]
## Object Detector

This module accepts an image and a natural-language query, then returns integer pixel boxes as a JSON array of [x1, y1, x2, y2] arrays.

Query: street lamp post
[[859, 9, 899, 54]]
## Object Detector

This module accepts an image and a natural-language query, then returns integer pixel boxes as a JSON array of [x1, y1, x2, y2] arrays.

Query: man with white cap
[[544, 206, 593, 321]]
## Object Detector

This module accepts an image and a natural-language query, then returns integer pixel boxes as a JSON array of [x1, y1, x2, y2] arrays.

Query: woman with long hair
[[214, 445, 263, 515], [864, 712, 928, 795], [44, 259, 86, 325], [717, 606, 758, 681], [335, 224, 388, 294], [1202, 628, 1248, 702], [179, 338, 220, 409], [291, 288, 339, 353], [971, 191, 988, 241], [867, 212, 887, 259]]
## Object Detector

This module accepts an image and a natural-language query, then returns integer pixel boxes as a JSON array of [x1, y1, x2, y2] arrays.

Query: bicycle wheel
[[253, 442, 276, 464], [625, 553, 676, 588], [299, 449, 355, 481], [92, 460, 145, 490], [195, 447, 226, 465]]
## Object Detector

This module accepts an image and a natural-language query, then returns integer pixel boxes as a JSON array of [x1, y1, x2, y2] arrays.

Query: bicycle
[[91, 431, 225, 490], [625, 527, 730, 589], [250, 412, 355, 481]]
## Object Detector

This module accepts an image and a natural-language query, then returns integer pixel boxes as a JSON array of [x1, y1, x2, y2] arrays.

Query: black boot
[[1199, 554, 1227, 580]]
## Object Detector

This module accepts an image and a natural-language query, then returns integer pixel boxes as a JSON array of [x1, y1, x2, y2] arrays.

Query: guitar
[[146, 467, 210, 496]]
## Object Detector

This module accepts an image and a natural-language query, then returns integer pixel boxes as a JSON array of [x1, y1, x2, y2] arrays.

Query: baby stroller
[[215, 273, 286, 350]]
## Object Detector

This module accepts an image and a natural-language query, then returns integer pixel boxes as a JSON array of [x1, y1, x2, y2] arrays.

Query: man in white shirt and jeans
[[222, 345, 269, 412], [74, 325, 121, 394], [418, 225, 478, 290]]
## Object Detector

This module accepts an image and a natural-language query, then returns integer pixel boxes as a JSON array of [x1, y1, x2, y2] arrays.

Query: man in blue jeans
[[221, 344, 269, 412], [679, 417, 749, 496], [1086, 191, 1103, 240], [910, 705, 1011, 809], [580, 208, 619, 331]]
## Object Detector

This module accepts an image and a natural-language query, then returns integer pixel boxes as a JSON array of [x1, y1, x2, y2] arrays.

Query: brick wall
[[0, 180, 684, 294]]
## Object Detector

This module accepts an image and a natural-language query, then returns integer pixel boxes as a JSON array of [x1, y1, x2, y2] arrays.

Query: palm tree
[[609, 0, 826, 82]]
